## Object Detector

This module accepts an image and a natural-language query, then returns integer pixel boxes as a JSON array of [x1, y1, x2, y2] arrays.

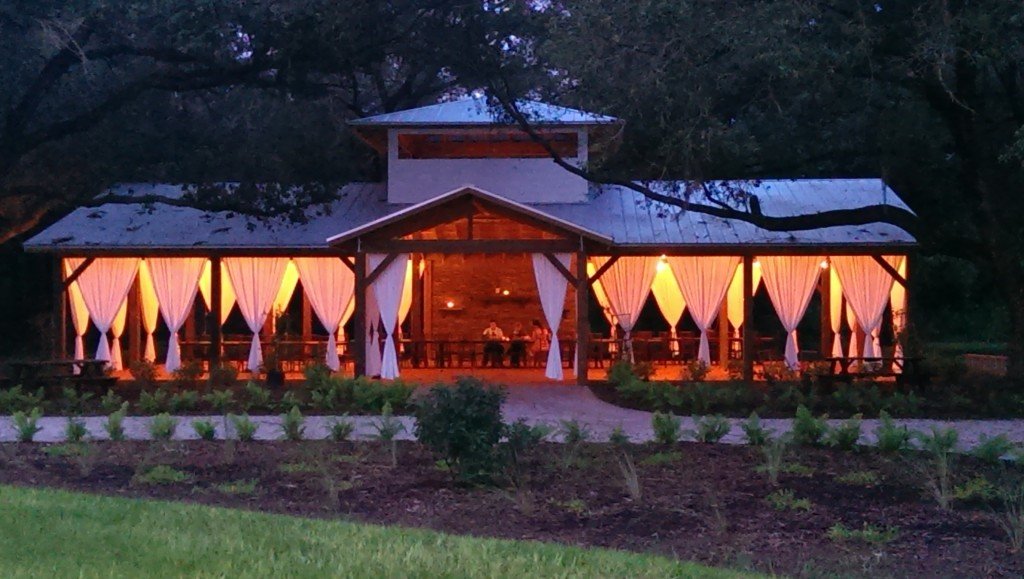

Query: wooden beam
[[127, 277, 141, 363], [359, 239, 579, 254], [340, 256, 356, 272], [52, 256, 66, 359], [210, 256, 223, 368], [365, 253, 400, 287], [587, 255, 619, 284], [742, 255, 754, 382], [353, 254, 367, 376], [62, 257, 94, 289], [717, 297, 729, 367], [544, 252, 577, 285], [575, 250, 590, 385], [872, 255, 908, 288]]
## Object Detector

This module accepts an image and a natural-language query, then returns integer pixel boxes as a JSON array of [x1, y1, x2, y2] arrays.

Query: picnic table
[[3, 359, 116, 391]]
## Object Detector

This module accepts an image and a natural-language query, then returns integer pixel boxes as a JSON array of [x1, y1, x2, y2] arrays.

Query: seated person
[[482, 320, 505, 367], [528, 319, 550, 367], [508, 322, 528, 367]]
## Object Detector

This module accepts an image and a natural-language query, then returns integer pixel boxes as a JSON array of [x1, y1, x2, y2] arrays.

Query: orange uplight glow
[[445, 300, 455, 309], [502, 289, 510, 296]]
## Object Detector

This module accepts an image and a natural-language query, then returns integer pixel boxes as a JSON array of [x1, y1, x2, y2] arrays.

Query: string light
[[820, 259, 829, 269], [445, 300, 455, 309]]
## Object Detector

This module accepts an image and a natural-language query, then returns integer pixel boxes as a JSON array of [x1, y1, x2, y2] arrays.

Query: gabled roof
[[349, 97, 619, 127]]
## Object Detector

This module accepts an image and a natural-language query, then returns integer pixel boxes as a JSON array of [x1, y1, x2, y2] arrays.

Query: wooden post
[[410, 254, 424, 367], [52, 256, 66, 359], [301, 288, 312, 337], [717, 298, 729, 367], [353, 253, 367, 376], [820, 267, 831, 357], [742, 255, 754, 381], [210, 256, 223, 369], [575, 249, 590, 385], [127, 277, 141, 363]]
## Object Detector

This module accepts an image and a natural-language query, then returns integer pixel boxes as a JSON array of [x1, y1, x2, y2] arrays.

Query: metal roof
[[348, 97, 619, 126], [24, 179, 915, 252]]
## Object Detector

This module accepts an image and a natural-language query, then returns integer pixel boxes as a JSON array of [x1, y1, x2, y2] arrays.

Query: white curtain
[[592, 256, 658, 360], [650, 263, 685, 353], [832, 255, 899, 359], [69, 258, 139, 367], [532, 253, 571, 380], [758, 256, 823, 369], [369, 254, 409, 380], [365, 287, 382, 377], [726, 262, 762, 343], [587, 261, 618, 352], [337, 296, 355, 354], [294, 257, 355, 371], [63, 260, 91, 368], [225, 257, 289, 371], [666, 256, 739, 365], [137, 260, 161, 362], [890, 256, 908, 370], [108, 300, 128, 371], [829, 266, 844, 357], [270, 260, 301, 330], [198, 260, 237, 324], [846, 302, 860, 358], [397, 259, 415, 351], [147, 257, 205, 372]]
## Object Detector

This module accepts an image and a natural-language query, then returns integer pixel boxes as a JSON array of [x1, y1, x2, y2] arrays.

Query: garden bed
[[1, 439, 1021, 577]]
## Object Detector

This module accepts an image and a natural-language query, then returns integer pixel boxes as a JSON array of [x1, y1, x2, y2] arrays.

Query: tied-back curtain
[[69, 257, 139, 366], [109, 299, 128, 371], [198, 260, 237, 324], [532, 253, 572, 380], [725, 262, 762, 339], [63, 260, 91, 369], [758, 256, 823, 370], [890, 256, 908, 371], [148, 257, 206, 372], [829, 267, 844, 357], [271, 260, 300, 329], [650, 263, 685, 353], [365, 287, 382, 377], [294, 257, 355, 371], [832, 255, 899, 359], [225, 257, 289, 371], [846, 302, 860, 358], [592, 256, 658, 360], [338, 296, 355, 353], [666, 256, 739, 365], [397, 259, 415, 349], [137, 261, 161, 362], [369, 254, 408, 379], [587, 261, 618, 351]]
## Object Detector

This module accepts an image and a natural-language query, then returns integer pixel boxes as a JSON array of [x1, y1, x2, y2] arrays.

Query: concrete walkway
[[1, 385, 1023, 450]]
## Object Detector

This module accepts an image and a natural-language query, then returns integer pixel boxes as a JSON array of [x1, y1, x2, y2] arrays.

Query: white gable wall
[[386, 128, 589, 204]]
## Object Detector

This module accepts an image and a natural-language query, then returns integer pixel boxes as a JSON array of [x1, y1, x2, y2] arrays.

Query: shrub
[[742, 412, 771, 446], [170, 360, 204, 390], [608, 359, 654, 385], [242, 381, 273, 412], [972, 433, 1015, 464], [651, 412, 682, 445], [998, 483, 1024, 552], [374, 402, 405, 467], [608, 426, 630, 446], [617, 452, 642, 502], [60, 387, 94, 415], [874, 410, 912, 452], [915, 427, 960, 510], [0, 386, 44, 414], [307, 366, 352, 412], [203, 389, 235, 415], [503, 419, 550, 485], [192, 419, 217, 441], [64, 417, 88, 442], [765, 489, 812, 511], [149, 413, 177, 441], [761, 434, 790, 485], [328, 417, 356, 442], [693, 415, 731, 443], [99, 389, 125, 414], [682, 360, 709, 382], [12, 408, 43, 442], [792, 405, 828, 446], [207, 364, 238, 390], [104, 403, 128, 441], [414, 378, 506, 482], [353, 378, 415, 413], [138, 389, 170, 415], [229, 414, 258, 442], [279, 391, 303, 413], [559, 419, 592, 445], [279, 406, 306, 441], [169, 391, 199, 413], [128, 360, 158, 388], [825, 414, 862, 451]]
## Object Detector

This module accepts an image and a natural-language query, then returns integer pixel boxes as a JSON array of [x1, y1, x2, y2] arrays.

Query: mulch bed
[[0, 440, 1020, 577]]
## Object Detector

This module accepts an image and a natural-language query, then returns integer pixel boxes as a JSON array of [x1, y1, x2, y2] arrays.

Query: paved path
[[1, 385, 1023, 451]]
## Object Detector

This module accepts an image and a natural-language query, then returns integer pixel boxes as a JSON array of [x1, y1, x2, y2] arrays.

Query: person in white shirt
[[482, 320, 505, 367]]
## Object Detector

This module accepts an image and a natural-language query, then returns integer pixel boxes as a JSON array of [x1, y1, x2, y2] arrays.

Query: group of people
[[481, 319, 551, 368]]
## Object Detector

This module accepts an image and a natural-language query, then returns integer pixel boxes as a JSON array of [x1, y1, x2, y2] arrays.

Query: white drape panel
[[365, 288, 382, 377], [532, 253, 571, 380], [294, 257, 355, 371], [725, 262, 762, 340], [63, 260, 91, 368], [148, 257, 205, 372], [846, 302, 860, 358], [586, 261, 616, 327], [890, 256, 908, 370], [137, 261, 161, 362], [225, 257, 288, 371], [758, 256, 823, 369], [829, 267, 844, 357], [198, 260, 237, 324], [271, 260, 300, 328], [650, 263, 685, 353], [369, 254, 408, 380], [338, 296, 355, 354], [832, 255, 899, 359], [399, 259, 414, 324], [593, 256, 658, 362], [666, 256, 739, 365], [69, 258, 139, 366], [110, 299, 128, 371]]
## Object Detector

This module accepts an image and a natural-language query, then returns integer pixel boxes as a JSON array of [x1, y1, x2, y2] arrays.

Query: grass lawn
[[0, 485, 748, 578]]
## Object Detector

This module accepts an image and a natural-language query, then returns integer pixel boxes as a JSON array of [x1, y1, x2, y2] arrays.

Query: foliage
[[0, 386, 44, 414], [792, 405, 828, 446], [229, 414, 258, 442], [608, 426, 630, 446], [741, 412, 771, 446], [353, 378, 415, 413], [558, 419, 591, 446], [651, 412, 682, 445], [170, 361, 204, 390], [608, 360, 654, 385], [207, 364, 239, 390], [242, 382, 273, 413], [953, 476, 997, 502], [138, 389, 171, 415], [972, 434, 1015, 464], [503, 419, 550, 486], [128, 361, 158, 389], [915, 427, 960, 510], [681, 360, 709, 382], [693, 415, 730, 443], [64, 417, 88, 443], [765, 489, 811, 512], [279, 391, 303, 413], [998, 484, 1024, 553], [133, 465, 190, 486], [640, 451, 682, 466], [414, 379, 505, 482], [824, 414, 862, 451], [279, 406, 306, 441], [760, 435, 790, 486], [12, 408, 42, 442], [59, 387, 94, 415], [328, 417, 356, 442], [874, 411, 913, 452], [306, 365, 352, 412], [99, 389, 125, 414], [374, 402, 405, 468], [203, 389, 235, 415], [192, 420, 217, 441], [104, 403, 128, 441], [617, 452, 642, 503], [169, 391, 199, 413], [835, 470, 879, 486], [215, 480, 258, 496], [148, 413, 177, 442], [826, 523, 899, 544]]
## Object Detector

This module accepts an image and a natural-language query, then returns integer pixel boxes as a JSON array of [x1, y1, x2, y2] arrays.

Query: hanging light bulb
[[820, 259, 829, 269]]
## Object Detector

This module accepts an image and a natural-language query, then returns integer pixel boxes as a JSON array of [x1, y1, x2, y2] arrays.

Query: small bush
[[149, 413, 177, 441], [138, 389, 171, 415], [826, 523, 899, 544], [104, 403, 128, 441], [693, 415, 731, 443], [617, 452, 642, 502], [792, 405, 828, 446], [608, 359, 654, 385], [765, 489, 812, 511], [998, 484, 1024, 552], [559, 419, 592, 445], [279, 406, 306, 441], [414, 378, 505, 482], [972, 433, 1014, 464], [134, 465, 190, 486], [242, 381, 273, 413], [608, 426, 630, 446], [170, 360, 204, 390], [307, 366, 352, 412], [651, 412, 682, 445], [128, 360, 158, 388], [207, 364, 239, 390], [682, 360, 709, 382], [761, 435, 790, 485], [328, 417, 356, 442], [374, 402, 405, 467], [353, 377, 415, 413], [12, 408, 43, 442], [954, 476, 997, 502], [915, 427, 959, 510], [229, 414, 258, 442], [64, 417, 88, 442], [742, 412, 771, 446], [874, 410, 912, 452], [0, 386, 44, 414], [192, 419, 217, 441], [203, 389, 235, 415], [99, 389, 125, 414], [60, 387, 94, 415], [169, 391, 199, 413], [825, 414, 862, 451]]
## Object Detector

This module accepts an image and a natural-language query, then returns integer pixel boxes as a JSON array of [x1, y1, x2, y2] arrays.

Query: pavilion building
[[24, 98, 915, 384]]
